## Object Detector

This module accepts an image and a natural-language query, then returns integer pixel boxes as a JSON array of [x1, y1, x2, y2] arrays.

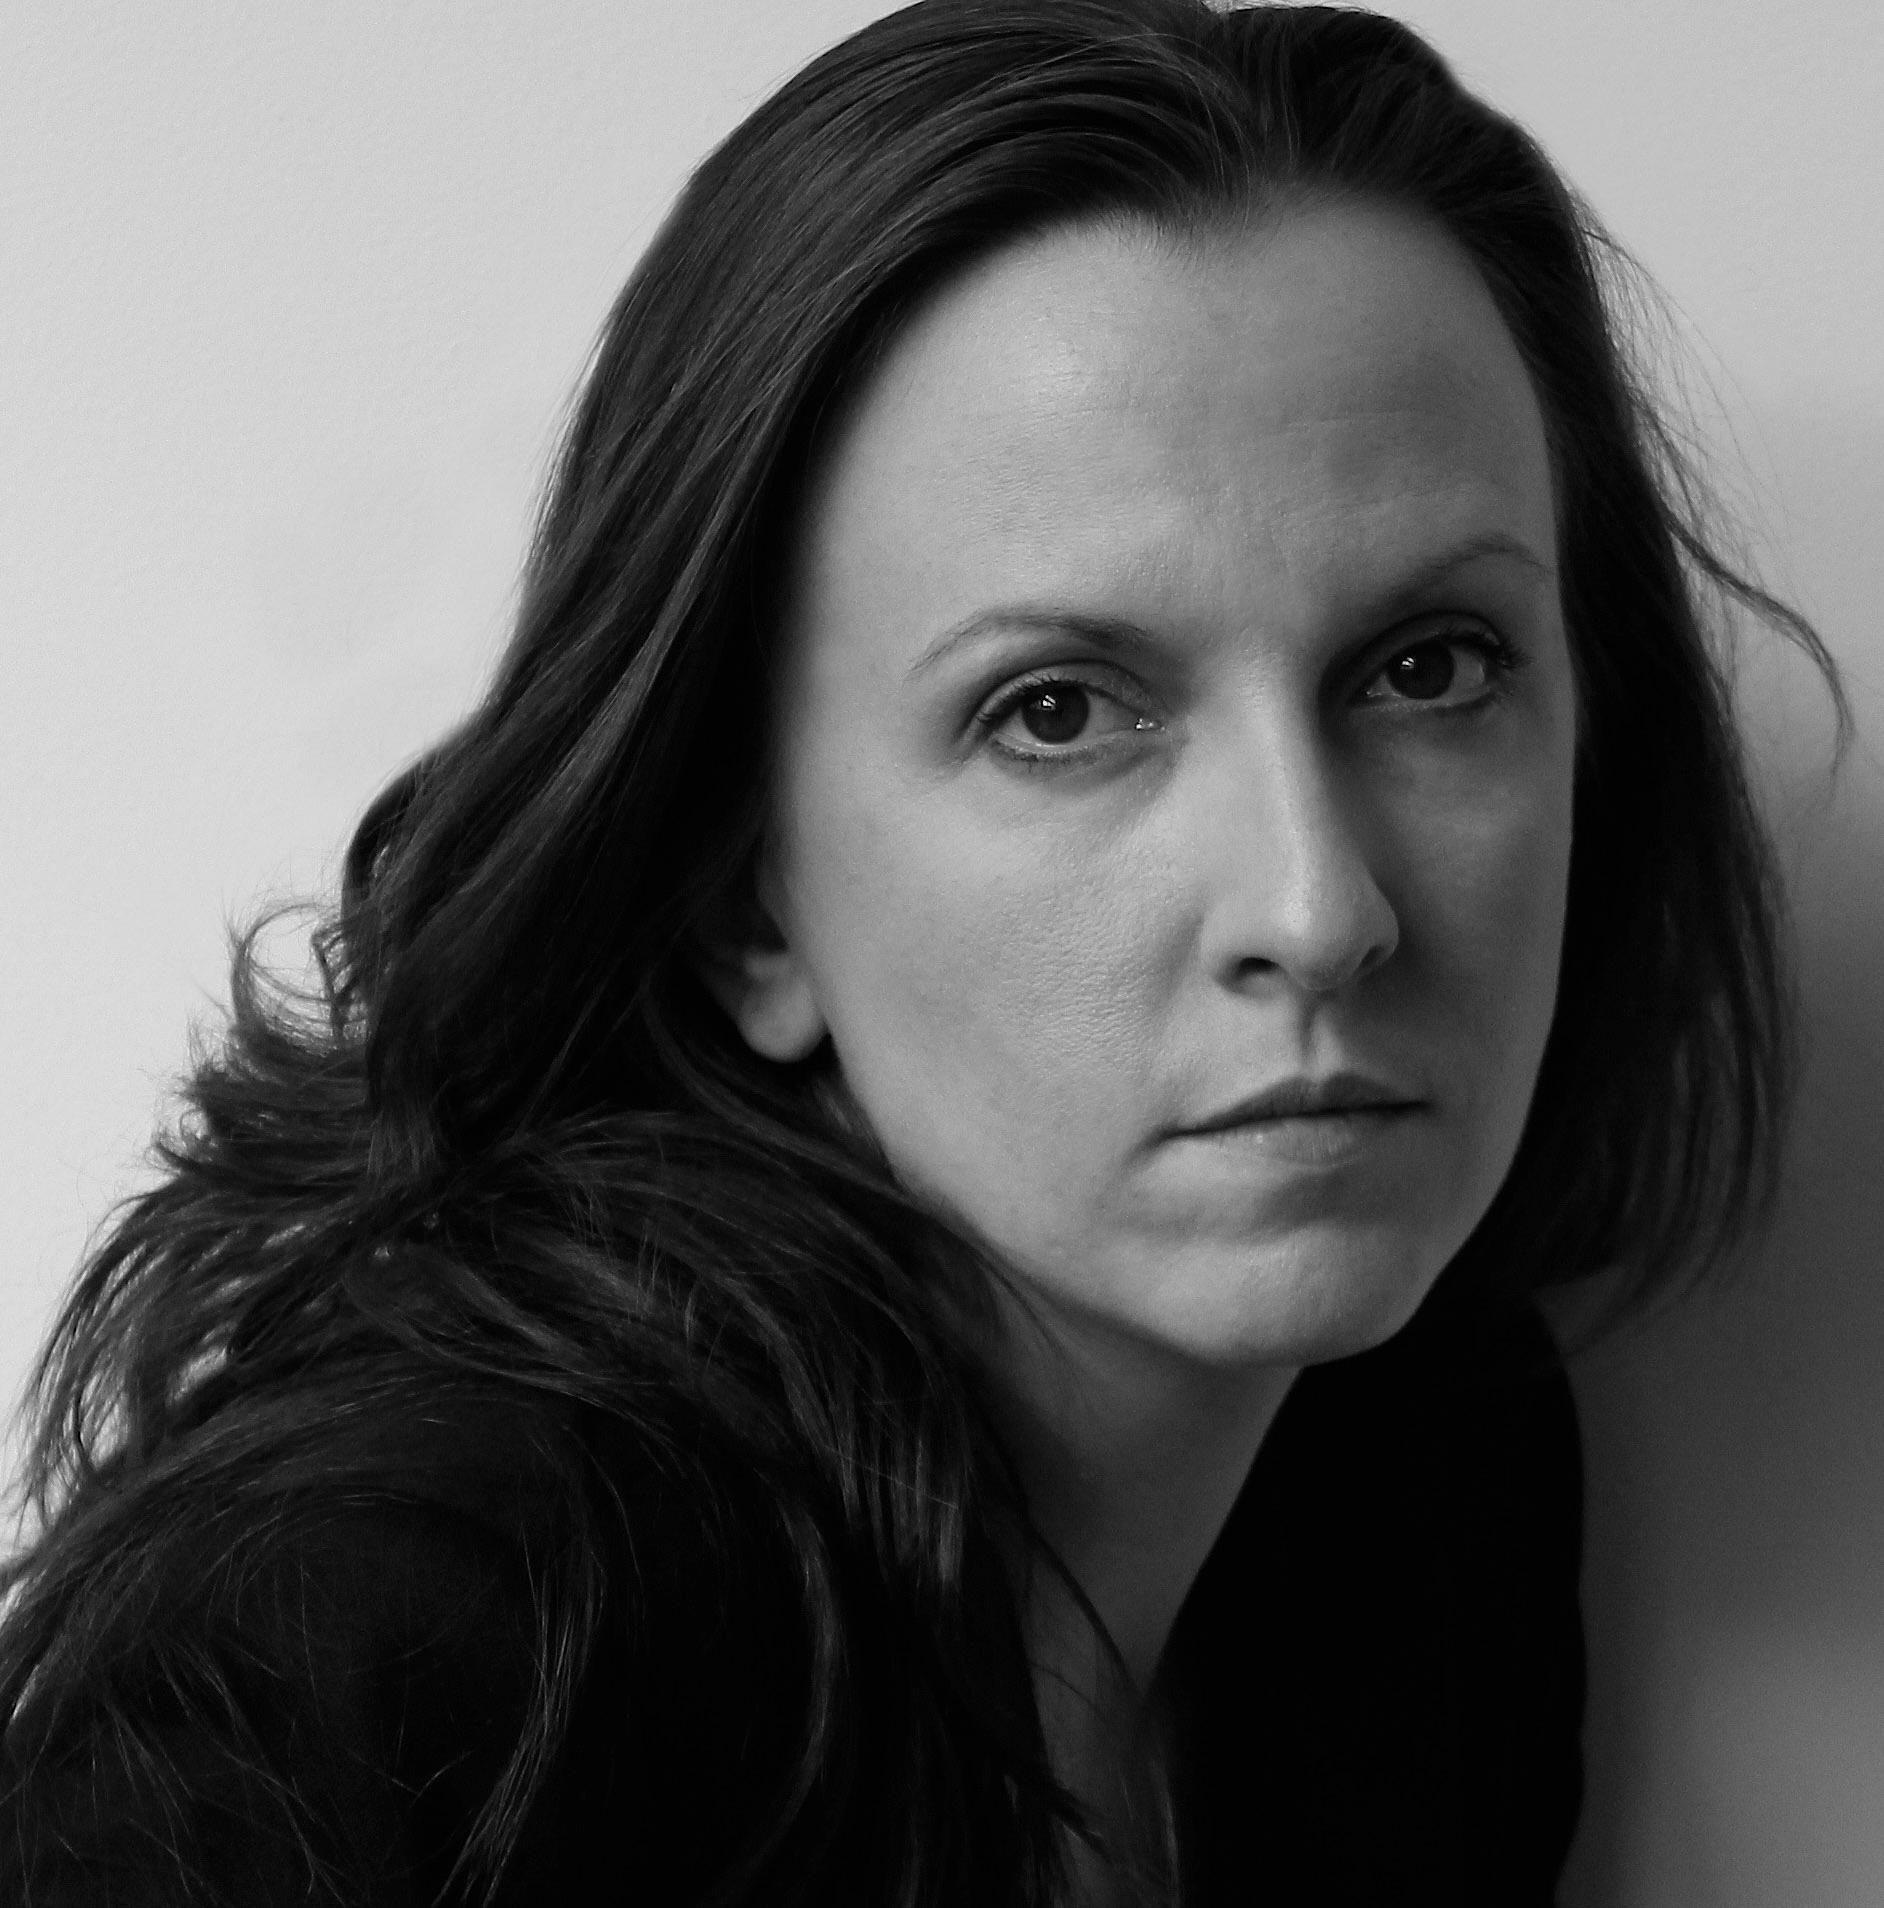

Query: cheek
[[782, 774, 1180, 1199], [1395, 753, 1574, 1113]]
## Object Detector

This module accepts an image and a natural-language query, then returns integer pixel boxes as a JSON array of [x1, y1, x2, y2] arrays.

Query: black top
[[1, 1295, 1582, 1905], [1165, 1297, 1584, 1903]]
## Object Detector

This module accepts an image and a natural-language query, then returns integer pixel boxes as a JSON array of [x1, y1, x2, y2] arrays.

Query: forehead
[[785, 199, 1555, 657]]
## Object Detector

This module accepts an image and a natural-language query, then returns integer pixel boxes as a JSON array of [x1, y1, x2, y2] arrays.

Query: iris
[[1388, 642, 1457, 701], [1020, 683, 1091, 743]]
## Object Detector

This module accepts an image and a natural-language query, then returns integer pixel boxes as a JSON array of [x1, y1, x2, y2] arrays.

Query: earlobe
[[717, 942, 827, 1063], [693, 880, 828, 1064]]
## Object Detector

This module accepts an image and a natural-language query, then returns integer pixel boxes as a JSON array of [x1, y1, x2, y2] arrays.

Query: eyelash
[[972, 622, 1525, 764], [1355, 624, 1526, 710], [972, 666, 1159, 766]]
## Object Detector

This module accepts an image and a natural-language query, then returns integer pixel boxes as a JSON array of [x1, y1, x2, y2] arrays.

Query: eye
[[1357, 626, 1517, 709], [975, 670, 1159, 763]]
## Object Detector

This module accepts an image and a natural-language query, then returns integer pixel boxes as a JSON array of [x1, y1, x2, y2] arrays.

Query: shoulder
[[0, 1380, 808, 1905]]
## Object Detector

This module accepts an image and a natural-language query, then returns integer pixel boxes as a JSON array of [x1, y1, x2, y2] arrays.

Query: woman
[[0, 2, 1837, 1903]]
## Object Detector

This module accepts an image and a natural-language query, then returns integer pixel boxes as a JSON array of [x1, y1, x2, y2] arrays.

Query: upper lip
[[1178, 1070, 1425, 1135]]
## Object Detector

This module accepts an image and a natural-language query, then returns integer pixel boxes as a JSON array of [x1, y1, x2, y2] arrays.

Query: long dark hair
[[2, 3, 1840, 1902]]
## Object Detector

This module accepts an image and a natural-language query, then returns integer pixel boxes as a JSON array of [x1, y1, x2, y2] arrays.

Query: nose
[[1194, 717, 1399, 998]]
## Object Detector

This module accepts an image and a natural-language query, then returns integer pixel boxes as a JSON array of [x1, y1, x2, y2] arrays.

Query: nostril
[[1224, 888, 1398, 997], [1352, 931, 1398, 985]]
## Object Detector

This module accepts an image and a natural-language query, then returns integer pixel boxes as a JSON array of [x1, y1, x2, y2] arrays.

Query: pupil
[[1390, 644, 1456, 700], [1020, 683, 1090, 743]]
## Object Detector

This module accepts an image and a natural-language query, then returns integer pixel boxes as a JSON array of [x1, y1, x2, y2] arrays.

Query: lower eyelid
[[989, 707, 1152, 752]]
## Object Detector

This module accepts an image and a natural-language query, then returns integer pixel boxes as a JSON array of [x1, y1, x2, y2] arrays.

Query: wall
[[3, 3, 1879, 1898]]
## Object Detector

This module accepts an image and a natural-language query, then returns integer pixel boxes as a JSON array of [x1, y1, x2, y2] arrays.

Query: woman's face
[[731, 200, 1577, 1370]]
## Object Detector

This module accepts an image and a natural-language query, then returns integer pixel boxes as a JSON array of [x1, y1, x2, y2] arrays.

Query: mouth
[[1167, 1072, 1430, 1166], [1178, 1070, 1428, 1136]]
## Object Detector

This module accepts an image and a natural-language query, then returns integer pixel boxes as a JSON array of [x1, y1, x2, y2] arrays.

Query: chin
[[1150, 1232, 1452, 1371]]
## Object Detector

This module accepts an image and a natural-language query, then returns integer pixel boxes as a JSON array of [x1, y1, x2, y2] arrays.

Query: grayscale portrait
[[3, 4, 1876, 1903]]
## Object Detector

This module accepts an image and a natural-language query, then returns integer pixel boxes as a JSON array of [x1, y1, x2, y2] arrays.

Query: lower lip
[[1174, 1106, 1427, 1168]]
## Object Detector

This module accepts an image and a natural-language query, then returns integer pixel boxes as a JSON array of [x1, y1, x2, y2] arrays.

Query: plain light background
[[4, 3, 1880, 1900]]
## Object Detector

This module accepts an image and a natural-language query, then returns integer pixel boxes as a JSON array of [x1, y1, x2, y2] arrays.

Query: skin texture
[[733, 199, 1574, 1373], [710, 200, 1576, 1869]]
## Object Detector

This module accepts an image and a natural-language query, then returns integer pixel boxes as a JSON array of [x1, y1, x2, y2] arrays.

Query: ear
[[692, 869, 827, 1065]]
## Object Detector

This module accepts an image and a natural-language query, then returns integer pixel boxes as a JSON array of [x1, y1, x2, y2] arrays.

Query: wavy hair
[[2, 3, 1840, 1903]]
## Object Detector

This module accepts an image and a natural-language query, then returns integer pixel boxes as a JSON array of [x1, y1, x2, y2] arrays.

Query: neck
[[981, 1299, 1297, 1886], [992, 1304, 1297, 1685]]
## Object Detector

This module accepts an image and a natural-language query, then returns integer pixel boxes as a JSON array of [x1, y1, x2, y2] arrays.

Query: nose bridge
[[1198, 697, 1398, 995]]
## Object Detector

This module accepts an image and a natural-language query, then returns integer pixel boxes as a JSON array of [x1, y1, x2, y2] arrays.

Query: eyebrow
[[905, 530, 1557, 679]]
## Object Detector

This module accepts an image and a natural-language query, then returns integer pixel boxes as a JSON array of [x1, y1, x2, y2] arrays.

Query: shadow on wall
[[1560, 411, 1884, 1908]]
